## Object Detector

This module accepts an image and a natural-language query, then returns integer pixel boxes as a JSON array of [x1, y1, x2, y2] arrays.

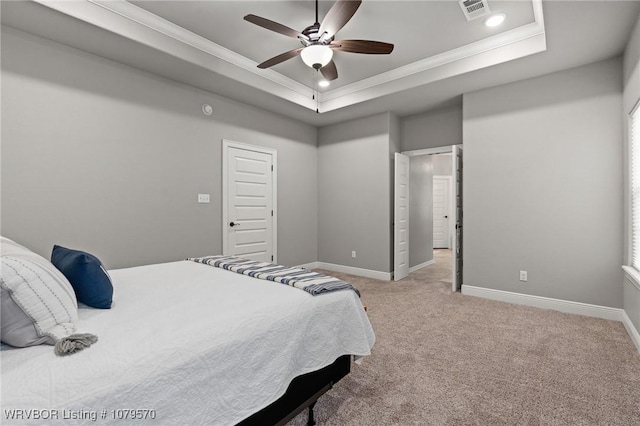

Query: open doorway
[[432, 153, 454, 284], [394, 145, 462, 290]]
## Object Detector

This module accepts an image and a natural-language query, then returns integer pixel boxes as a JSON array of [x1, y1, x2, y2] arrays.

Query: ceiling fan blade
[[331, 39, 394, 54], [320, 60, 338, 81], [244, 14, 307, 40], [319, 0, 362, 38], [257, 48, 304, 69]]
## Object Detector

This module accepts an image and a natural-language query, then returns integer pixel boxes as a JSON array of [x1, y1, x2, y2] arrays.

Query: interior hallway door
[[433, 176, 451, 249], [223, 140, 277, 263], [394, 152, 410, 281]]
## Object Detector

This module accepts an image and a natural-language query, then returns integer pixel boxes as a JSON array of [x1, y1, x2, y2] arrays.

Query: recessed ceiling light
[[485, 13, 506, 27], [318, 80, 330, 88]]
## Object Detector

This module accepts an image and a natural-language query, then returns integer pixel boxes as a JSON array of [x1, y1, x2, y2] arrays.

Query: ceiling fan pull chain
[[314, 69, 319, 113]]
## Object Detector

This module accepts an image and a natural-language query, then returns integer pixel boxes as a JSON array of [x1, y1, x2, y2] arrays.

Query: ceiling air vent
[[459, 0, 491, 22]]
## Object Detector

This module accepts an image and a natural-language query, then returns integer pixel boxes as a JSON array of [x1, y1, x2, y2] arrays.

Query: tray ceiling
[[2, 1, 639, 125]]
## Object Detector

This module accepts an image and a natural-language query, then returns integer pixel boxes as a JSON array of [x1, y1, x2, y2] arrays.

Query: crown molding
[[319, 0, 546, 111], [34, 0, 316, 109], [320, 13, 545, 103], [319, 23, 546, 112], [88, 0, 310, 96], [33, 0, 546, 114]]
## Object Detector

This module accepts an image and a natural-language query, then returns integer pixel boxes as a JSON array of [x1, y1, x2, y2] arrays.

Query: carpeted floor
[[289, 250, 640, 425]]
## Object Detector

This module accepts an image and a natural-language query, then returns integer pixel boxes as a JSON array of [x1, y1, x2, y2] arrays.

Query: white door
[[452, 145, 463, 292], [433, 176, 451, 249], [394, 153, 410, 281], [223, 141, 277, 263]]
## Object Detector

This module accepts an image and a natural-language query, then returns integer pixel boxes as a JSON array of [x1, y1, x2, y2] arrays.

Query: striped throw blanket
[[188, 255, 360, 297]]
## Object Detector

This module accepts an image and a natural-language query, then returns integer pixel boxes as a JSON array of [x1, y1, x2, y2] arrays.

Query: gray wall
[[433, 153, 452, 176], [1, 27, 318, 269], [401, 105, 463, 151], [318, 113, 393, 273], [624, 14, 640, 88], [409, 155, 433, 268], [463, 57, 624, 308], [623, 16, 640, 333]]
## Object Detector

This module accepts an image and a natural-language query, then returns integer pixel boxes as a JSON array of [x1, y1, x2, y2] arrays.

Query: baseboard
[[461, 285, 623, 321], [622, 310, 640, 353], [296, 261, 319, 270], [409, 259, 435, 273], [316, 262, 392, 281]]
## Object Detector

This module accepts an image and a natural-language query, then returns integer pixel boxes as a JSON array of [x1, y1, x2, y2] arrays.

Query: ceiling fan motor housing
[[302, 24, 326, 45]]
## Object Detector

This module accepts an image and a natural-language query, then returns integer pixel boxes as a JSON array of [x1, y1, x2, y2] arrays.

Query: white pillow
[[1, 236, 78, 348]]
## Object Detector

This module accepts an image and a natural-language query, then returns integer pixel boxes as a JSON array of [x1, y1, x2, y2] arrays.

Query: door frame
[[451, 145, 463, 292], [222, 139, 278, 262], [401, 145, 461, 290]]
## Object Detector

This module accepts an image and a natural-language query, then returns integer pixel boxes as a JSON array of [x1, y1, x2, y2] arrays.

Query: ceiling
[[2, 1, 639, 126], [129, 0, 537, 91]]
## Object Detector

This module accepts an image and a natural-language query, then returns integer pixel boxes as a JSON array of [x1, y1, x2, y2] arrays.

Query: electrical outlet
[[519, 270, 528, 282], [197, 194, 210, 204], [351, 251, 356, 259]]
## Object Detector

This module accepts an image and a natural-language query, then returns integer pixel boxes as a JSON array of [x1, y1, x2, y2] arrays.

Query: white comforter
[[1, 261, 375, 425]]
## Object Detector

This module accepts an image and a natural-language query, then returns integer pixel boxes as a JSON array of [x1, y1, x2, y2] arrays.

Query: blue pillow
[[51, 245, 113, 309]]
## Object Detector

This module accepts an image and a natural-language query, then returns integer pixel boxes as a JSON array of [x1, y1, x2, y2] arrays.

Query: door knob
[[229, 221, 239, 227]]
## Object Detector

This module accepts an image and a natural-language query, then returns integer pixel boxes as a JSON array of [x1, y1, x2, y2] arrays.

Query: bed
[[1, 247, 375, 425]]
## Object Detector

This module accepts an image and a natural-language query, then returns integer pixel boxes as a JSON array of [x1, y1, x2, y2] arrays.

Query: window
[[631, 101, 640, 270]]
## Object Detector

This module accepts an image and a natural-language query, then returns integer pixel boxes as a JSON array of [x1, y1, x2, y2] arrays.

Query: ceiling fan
[[244, 0, 394, 82]]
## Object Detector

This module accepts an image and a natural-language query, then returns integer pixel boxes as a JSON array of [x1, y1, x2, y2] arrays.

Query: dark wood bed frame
[[237, 355, 351, 426]]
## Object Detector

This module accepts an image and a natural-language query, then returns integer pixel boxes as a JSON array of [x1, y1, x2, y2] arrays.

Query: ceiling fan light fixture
[[485, 12, 506, 27], [318, 80, 330, 88], [301, 45, 333, 69]]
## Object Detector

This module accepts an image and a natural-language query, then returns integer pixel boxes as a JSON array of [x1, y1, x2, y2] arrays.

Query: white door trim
[[452, 145, 463, 292], [222, 139, 278, 263], [403, 146, 453, 157]]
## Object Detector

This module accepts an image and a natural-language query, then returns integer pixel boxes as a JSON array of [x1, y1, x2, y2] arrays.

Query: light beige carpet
[[289, 250, 640, 425]]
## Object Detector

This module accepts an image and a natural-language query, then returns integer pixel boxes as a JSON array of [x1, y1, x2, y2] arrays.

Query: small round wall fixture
[[202, 104, 213, 115]]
